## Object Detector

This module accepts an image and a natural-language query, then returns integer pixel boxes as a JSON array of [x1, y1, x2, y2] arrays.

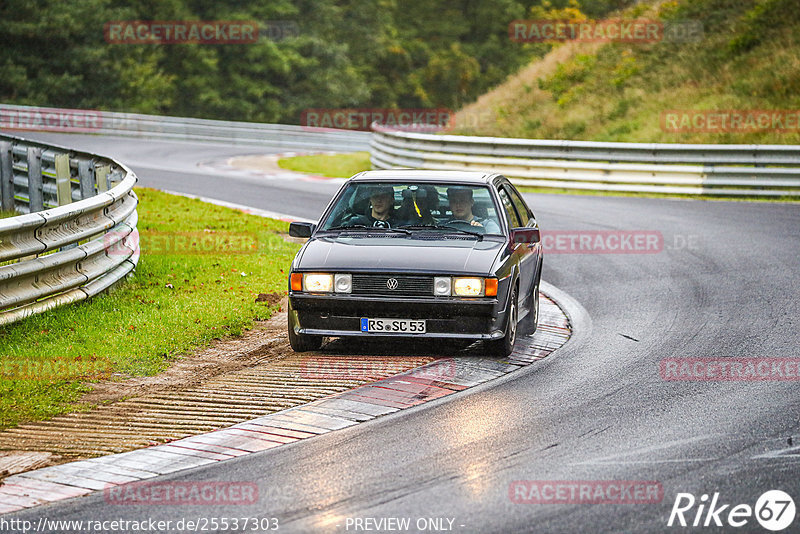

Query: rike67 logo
[[668, 490, 796, 531]]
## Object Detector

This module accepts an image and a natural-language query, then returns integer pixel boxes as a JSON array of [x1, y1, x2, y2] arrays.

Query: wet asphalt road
[[7, 132, 800, 533]]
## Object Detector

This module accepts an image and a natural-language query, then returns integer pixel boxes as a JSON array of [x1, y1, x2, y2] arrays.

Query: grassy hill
[[451, 0, 800, 144]]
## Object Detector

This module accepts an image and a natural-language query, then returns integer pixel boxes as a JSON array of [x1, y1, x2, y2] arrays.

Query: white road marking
[[159, 189, 315, 223], [752, 445, 800, 459], [572, 434, 719, 465]]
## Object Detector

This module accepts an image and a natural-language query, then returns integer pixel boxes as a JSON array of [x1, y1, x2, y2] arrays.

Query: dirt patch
[[79, 294, 287, 406], [227, 154, 284, 173], [255, 292, 282, 306]]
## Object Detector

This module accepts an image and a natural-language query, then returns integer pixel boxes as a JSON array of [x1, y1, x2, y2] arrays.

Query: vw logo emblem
[[386, 278, 399, 290]]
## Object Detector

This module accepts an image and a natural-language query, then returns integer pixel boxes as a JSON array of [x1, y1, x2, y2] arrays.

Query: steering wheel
[[339, 212, 366, 225], [446, 219, 484, 232]]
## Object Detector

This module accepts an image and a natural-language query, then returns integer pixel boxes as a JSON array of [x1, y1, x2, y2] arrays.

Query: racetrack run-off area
[[0, 293, 569, 514]]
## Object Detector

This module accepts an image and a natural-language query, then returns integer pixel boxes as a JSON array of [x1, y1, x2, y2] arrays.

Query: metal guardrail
[[0, 134, 139, 326], [0, 103, 371, 153], [370, 124, 800, 196]]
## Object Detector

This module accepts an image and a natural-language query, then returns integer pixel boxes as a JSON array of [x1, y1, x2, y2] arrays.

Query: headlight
[[303, 273, 334, 292], [453, 277, 484, 297], [434, 277, 452, 296], [334, 273, 352, 293]]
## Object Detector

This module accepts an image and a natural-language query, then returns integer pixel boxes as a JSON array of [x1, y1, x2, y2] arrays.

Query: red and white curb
[[0, 288, 571, 515]]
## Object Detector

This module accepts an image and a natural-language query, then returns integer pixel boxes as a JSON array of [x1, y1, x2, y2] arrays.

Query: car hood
[[297, 236, 505, 274]]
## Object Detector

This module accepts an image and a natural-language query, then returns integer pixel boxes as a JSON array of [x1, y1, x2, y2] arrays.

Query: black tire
[[287, 307, 323, 352], [520, 273, 540, 336], [486, 285, 518, 358]]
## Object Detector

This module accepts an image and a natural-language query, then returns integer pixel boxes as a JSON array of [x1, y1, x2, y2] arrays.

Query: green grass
[[452, 0, 800, 145], [277, 151, 371, 178], [0, 187, 301, 429], [0, 210, 19, 219]]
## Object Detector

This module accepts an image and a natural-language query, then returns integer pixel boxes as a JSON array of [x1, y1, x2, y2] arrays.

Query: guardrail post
[[27, 147, 44, 213], [0, 141, 13, 211], [78, 160, 95, 199], [95, 164, 109, 193], [55, 153, 72, 206]]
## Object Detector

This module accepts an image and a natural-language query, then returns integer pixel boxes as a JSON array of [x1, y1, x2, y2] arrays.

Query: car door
[[499, 180, 540, 309], [496, 182, 532, 302]]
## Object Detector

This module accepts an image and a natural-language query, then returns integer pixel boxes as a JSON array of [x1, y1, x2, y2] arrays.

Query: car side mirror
[[289, 222, 316, 238], [510, 227, 540, 244]]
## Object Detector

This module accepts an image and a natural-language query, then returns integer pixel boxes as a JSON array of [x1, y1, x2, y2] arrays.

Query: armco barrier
[[0, 103, 370, 153], [370, 124, 800, 196], [0, 134, 139, 326]]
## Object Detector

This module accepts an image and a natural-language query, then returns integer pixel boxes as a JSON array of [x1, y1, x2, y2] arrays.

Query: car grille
[[351, 274, 433, 296]]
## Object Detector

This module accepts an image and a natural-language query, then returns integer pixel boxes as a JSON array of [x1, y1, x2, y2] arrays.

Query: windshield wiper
[[398, 224, 483, 240], [325, 224, 368, 231], [325, 224, 411, 235]]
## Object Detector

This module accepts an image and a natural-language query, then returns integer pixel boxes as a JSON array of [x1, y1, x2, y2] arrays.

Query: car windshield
[[319, 182, 503, 235]]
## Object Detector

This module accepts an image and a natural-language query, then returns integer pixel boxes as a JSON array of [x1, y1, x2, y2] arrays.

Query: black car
[[287, 170, 543, 357]]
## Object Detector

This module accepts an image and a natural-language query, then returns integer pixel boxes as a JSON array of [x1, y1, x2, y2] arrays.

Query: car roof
[[349, 169, 498, 184]]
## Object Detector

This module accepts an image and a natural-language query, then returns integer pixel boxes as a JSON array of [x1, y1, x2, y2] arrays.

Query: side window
[[506, 186, 532, 226], [497, 188, 522, 228]]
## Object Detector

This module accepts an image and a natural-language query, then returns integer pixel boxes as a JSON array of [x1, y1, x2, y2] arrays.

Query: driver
[[446, 187, 500, 233], [344, 185, 400, 228]]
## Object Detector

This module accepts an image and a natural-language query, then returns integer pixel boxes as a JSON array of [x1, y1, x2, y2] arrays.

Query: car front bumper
[[289, 293, 509, 340]]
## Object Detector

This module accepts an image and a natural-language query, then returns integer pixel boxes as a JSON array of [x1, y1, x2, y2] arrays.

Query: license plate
[[360, 318, 426, 333]]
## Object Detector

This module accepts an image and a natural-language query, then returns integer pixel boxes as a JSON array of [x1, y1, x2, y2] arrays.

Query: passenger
[[446, 187, 501, 233]]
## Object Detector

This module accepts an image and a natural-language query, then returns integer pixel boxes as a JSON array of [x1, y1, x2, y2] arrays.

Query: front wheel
[[486, 285, 518, 358], [520, 274, 540, 336]]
